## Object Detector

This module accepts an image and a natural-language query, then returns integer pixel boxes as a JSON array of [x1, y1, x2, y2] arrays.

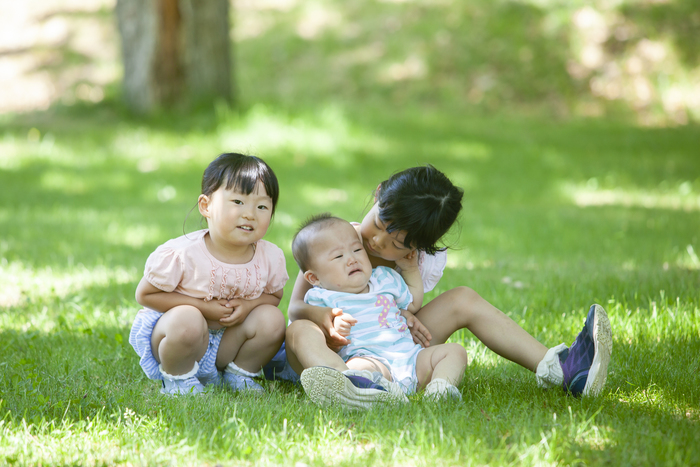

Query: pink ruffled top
[[144, 229, 288, 302]]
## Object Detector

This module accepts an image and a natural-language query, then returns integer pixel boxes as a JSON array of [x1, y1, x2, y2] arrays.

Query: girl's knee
[[156, 305, 207, 338], [452, 286, 481, 306], [250, 305, 286, 340], [164, 317, 208, 349]]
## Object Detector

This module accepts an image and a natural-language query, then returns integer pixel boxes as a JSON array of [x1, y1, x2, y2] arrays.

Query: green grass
[[1, 101, 698, 466], [3, 0, 700, 463]]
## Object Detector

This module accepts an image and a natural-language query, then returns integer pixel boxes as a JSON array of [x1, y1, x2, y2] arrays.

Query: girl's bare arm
[[287, 271, 350, 348]]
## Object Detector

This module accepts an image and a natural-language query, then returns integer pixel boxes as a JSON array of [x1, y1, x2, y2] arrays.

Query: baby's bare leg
[[415, 343, 468, 390]]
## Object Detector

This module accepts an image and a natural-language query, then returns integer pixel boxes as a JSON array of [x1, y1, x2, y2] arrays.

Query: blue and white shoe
[[560, 304, 613, 397], [222, 371, 264, 393], [198, 370, 223, 387], [222, 362, 264, 393], [300, 366, 407, 411], [159, 363, 205, 396]]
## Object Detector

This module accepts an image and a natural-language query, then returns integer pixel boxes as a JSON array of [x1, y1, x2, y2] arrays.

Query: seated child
[[291, 213, 468, 409]]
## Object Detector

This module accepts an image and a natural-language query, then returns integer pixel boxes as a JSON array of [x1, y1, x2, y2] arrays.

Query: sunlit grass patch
[[0, 262, 137, 314], [1, 102, 699, 466], [561, 179, 700, 212]]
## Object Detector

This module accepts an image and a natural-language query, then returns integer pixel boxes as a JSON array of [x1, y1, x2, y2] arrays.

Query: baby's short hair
[[292, 213, 344, 272]]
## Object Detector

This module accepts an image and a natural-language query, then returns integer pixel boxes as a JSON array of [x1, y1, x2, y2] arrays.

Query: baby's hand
[[394, 249, 419, 272], [332, 308, 357, 338]]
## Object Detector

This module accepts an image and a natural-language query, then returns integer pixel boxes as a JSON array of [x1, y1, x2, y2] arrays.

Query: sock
[[425, 378, 462, 401], [536, 343, 568, 388], [159, 361, 199, 380], [225, 361, 262, 378]]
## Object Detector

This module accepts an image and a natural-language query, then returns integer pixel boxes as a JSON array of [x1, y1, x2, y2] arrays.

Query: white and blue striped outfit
[[305, 266, 424, 394]]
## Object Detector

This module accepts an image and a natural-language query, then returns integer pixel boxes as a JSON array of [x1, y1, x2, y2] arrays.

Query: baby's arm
[[135, 276, 230, 321], [394, 250, 424, 313], [288, 271, 351, 348]]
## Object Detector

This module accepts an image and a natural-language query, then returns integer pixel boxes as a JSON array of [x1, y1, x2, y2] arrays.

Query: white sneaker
[[159, 363, 205, 396], [300, 366, 406, 411], [424, 378, 462, 402]]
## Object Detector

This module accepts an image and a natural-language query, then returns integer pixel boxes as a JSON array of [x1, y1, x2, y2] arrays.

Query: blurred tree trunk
[[116, 0, 233, 114]]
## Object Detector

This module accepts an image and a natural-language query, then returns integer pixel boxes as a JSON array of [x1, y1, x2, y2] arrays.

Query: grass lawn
[[0, 100, 699, 466]]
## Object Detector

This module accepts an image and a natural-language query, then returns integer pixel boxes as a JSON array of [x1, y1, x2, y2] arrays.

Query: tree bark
[[116, 0, 232, 114]]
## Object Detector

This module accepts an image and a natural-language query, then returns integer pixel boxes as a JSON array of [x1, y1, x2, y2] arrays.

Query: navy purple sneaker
[[300, 366, 406, 410], [559, 304, 613, 397]]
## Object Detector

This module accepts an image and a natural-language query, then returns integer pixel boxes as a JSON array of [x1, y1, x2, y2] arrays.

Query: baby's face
[[306, 221, 373, 294]]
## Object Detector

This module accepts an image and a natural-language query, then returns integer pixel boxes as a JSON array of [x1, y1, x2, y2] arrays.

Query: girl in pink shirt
[[129, 153, 288, 395]]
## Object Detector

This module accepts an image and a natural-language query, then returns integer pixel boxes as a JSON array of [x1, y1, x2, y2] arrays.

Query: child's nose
[[242, 206, 255, 219], [373, 232, 385, 248]]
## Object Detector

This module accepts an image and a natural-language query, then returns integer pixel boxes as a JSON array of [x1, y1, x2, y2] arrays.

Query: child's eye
[[258, 205, 269, 210], [354, 249, 362, 253], [232, 199, 243, 205], [334, 255, 343, 260]]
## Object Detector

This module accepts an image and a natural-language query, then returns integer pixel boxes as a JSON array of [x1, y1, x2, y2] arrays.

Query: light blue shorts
[[128, 309, 224, 380]]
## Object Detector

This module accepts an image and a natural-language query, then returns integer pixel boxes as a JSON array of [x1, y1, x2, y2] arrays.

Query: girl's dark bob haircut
[[376, 165, 463, 255], [201, 153, 280, 214]]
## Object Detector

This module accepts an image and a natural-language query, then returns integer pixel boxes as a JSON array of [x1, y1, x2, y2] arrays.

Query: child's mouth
[[238, 225, 253, 231]]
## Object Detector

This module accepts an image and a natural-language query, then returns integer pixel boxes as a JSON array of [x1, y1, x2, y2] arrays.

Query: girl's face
[[199, 180, 273, 248], [359, 203, 413, 262]]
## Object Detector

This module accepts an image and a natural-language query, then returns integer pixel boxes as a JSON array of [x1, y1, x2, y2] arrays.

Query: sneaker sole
[[583, 304, 613, 397], [300, 367, 399, 410]]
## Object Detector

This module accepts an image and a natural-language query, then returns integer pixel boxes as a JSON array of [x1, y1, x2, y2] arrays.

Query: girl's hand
[[219, 298, 254, 327], [394, 249, 419, 272], [198, 298, 233, 321], [401, 310, 432, 348], [332, 308, 357, 338]]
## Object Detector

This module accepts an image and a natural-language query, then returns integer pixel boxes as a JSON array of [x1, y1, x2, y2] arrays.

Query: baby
[[291, 213, 468, 409]]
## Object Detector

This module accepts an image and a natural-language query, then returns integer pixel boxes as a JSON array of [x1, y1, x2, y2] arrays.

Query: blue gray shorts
[[128, 309, 224, 380], [262, 342, 300, 384]]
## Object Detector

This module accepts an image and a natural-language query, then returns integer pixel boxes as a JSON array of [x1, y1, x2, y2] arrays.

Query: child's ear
[[198, 194, 211, 218], [303, 270, 321, 286]]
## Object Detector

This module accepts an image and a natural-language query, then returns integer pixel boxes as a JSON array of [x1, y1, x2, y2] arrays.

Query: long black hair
[[375, 165, 463, 254]]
